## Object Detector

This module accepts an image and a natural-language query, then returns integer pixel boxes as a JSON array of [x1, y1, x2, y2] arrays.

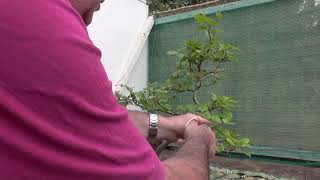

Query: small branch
[[218, 109, 225, 126], [192, 90, 199, 104], [196, 60, 201, 72], [123, 96, 144, 109], [198, 59, 204, 72], [200, 70, 216, 79], [188, 61, 197, 73], [201, 60, 222, 77], [208, 26, 212, 43], [168, 87, 193, 93], [216, 60, 222, 71], [154, 97, 178, 115], [200, 73, 213, 83], [203, 80, 217, 87], [208, 105, 216, 112]]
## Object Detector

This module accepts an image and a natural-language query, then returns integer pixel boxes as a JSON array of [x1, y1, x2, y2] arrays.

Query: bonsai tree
[[116, 13, 250, 155]]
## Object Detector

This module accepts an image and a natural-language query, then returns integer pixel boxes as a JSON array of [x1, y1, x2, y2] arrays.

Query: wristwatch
[[148, 114, 158, 138], [147, 114, 158, 150]]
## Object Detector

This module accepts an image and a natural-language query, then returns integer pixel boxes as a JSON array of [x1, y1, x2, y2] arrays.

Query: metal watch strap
[[147, 114, 159, 150]]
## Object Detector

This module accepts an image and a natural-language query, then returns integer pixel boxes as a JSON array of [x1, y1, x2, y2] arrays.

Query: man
[[0, 0, 216, 179]]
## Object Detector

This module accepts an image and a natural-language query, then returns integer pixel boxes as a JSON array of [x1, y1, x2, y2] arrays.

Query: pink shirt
[[0, 0, 164, 179]]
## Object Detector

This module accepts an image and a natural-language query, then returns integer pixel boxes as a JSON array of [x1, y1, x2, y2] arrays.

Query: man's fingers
[[198, 124, 216, 160], [209, 144, 216, 161], [187, 113, 213, 127], [199, 124, 213, 131], [198, 116, 213, 127], [184, 119, 217, 161], [177, 138, 185, 145], [185, 119, 198, 129]]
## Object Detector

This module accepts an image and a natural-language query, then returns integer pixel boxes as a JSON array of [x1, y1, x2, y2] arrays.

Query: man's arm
[[128, 111, 216, 179], [163, 121, 216, 180], [128, 111, 175, 141], [128, 111, 212, 143]]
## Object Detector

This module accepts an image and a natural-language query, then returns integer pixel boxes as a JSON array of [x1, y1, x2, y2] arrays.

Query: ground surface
[[160, 150, 319, 180], [211, 156, 319, 180], [209, 166, 295, 180]]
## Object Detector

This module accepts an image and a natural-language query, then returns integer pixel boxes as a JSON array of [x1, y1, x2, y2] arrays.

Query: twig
[[154, 97, 178, 115], [208, 26, 213, 43], [192, 90, 199, 104], [168, 86, 193, 93], [203, 80, 217, 87]]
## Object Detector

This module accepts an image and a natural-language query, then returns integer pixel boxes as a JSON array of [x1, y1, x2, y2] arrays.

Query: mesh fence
[[149, 0, 320, 156]]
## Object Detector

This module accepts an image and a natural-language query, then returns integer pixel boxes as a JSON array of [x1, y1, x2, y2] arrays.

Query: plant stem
[[208, 26, 212, 43], [192, 90, 199, 104], [154, 98, 178, 115]]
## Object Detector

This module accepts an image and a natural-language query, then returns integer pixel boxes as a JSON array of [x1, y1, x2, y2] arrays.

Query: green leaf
[[239, 150, 252, 157], [216, 144, 225, 152], [216, 12, 223, 19], [167, 50, 178, 56], [194, 13, 207, 23], [197, 25, 208, 31], [198, 103, 209, 112], [208, 114, 221, 124], [238, 138, 250, 146], [226, 137, 235, 146], [221, 112, 233, 124], [207, 19, 217, 27], [211, 93, 217, 101]]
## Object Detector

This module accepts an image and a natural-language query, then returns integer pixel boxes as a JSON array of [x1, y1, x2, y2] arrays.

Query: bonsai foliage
[[116, 13, 250, 154]]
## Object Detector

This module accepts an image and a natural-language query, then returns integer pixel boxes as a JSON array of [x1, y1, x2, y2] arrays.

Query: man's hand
[[128, 111, 216, 179], [163, 120, 216, 180], [183, 120, 216, 159], [158, 113, 213, 143]]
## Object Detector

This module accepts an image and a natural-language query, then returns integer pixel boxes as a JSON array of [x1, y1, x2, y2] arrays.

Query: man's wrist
[[157, 115, 176, 141], [127, 111, 178, 142]]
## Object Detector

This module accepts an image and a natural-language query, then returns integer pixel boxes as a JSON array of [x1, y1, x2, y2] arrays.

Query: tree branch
[[154, 97, 178, 115], [203, 80, 217, 87], [199, 51, 228, 81], [192, 90, 199, 104], [208, 26, 212, 43], [168, 86, 193, 93]]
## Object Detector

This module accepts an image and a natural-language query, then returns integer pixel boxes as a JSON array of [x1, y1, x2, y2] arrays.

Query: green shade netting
[[149, 0, 320, 155]]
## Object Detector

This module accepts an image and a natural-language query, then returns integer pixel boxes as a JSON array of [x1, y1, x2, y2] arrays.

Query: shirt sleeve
[[0, 0, 164, 179]]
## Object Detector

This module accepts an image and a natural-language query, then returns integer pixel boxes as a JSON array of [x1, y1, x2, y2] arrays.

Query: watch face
[[150, 114, 158, 124], [150, 119, 157, 124]]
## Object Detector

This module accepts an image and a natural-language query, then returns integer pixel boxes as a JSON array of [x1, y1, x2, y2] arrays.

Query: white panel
[[127, 41, 148, 91], [88, 0, 148, 84]]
